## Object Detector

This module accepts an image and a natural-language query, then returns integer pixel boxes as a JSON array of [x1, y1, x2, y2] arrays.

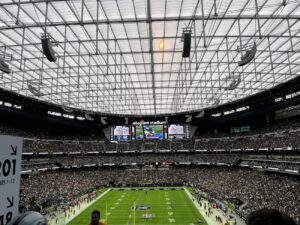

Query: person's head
[[247, 209, 296, 225], [91, 210, 100, 225], [7, 211, 47, 225]]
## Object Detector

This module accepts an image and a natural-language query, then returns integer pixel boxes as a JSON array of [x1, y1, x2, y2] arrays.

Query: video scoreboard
[[168, 124, 190, 140], [111, 126, 131, 142], [110, 122, 190, 142]]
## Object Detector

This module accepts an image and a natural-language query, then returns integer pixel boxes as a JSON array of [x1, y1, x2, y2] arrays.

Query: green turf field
[[67, 188, 208, 225]]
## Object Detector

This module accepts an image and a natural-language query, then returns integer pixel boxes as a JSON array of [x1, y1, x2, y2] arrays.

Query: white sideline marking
[[183, 187, 210, 225], [66, 189, 111, 224]]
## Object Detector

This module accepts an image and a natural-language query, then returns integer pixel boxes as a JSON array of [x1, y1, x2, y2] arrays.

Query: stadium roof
[[0, 0, 299, 116]]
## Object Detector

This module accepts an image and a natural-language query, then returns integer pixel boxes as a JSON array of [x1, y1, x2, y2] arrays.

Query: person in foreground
[[247, 208, 297, 225], [88, 210, 106, 225]]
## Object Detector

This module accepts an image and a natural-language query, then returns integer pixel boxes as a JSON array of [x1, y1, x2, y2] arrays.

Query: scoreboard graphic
[[168, 124, 190, 140], [135, 125, 164, 140], [110, 123, 190, 142], [111, 126, 131, 142]]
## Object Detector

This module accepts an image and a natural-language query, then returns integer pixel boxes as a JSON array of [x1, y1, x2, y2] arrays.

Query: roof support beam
[[0, 15, 299, 31], [147, 0, 157, 115], [5, 34, 299, 49]]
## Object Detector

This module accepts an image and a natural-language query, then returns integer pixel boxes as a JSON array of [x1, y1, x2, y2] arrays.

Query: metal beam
[[0, 15, 299, 31], [147, 0, 157, 115]]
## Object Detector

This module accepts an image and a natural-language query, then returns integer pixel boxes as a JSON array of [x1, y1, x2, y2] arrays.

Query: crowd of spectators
[[23, 139, 106, 153], [241, 157, 300, 171], [39, 154, 241, 166], [21, 130, 300, 153], [20, 170, 105, 210], [2, 115, 300, 223], [0, 115, 300, 154], [20, 167, 300, 224], [22, 139, 187, 153], [21, 152, 300, 172], [201, 117, 300, 138], [185, 168, 300, 225], [194, 131, 300, 150], [21, 129, 300, 154]]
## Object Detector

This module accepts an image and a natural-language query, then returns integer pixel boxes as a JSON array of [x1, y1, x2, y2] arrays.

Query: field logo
[[132, 205, 151, 211]]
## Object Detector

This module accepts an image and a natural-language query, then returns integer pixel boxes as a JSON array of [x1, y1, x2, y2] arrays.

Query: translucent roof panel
[[0, 0, 299, 115]]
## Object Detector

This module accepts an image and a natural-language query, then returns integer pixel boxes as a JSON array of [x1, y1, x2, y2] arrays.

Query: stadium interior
[[0, 0, 299, 225]]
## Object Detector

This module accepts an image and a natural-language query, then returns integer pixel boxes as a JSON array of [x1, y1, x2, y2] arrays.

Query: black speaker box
[[41, 37, 57, 62], [182, 33, 191, 58]]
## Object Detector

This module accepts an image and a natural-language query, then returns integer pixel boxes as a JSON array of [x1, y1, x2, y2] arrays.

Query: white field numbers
[[0, 136, 23, 225]]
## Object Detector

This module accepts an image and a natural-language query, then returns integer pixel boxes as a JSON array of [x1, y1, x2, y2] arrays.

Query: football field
[[67, 188, 208, 225]]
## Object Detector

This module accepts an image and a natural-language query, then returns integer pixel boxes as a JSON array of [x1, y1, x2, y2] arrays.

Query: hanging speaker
[[62, 103, 73, 113], [41, 34, 57, 62], [0, 58, 11, 73], [85, 113, 94, 121], [224, 76, 241, 90], [238, 42, 256, 66], [28, 82, 44, 97], [182, 32, 191, 58]]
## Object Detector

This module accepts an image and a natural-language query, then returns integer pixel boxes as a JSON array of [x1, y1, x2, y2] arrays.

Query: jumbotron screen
[[135, 125, 164, 140], [168, 124, 190, 140], [109, 123, 190, 142], [110, 126, 131, 142]]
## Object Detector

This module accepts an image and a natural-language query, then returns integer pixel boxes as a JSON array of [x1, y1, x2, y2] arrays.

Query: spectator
[[247, 208, 297, 225], [89, 210, 106, 225]]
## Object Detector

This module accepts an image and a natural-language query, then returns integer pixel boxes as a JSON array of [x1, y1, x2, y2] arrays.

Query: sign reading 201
[[0, 159, 17, 177]]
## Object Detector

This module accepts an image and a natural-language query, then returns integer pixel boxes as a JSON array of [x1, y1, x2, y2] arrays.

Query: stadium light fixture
[[159, 41, 164, 51]]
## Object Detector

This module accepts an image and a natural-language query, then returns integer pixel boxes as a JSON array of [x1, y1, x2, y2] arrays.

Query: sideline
[[66, 189, 111, 224], [184, 187, 246, 225], [184, 187, 211, 225], [48, 189, 111, 225]]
